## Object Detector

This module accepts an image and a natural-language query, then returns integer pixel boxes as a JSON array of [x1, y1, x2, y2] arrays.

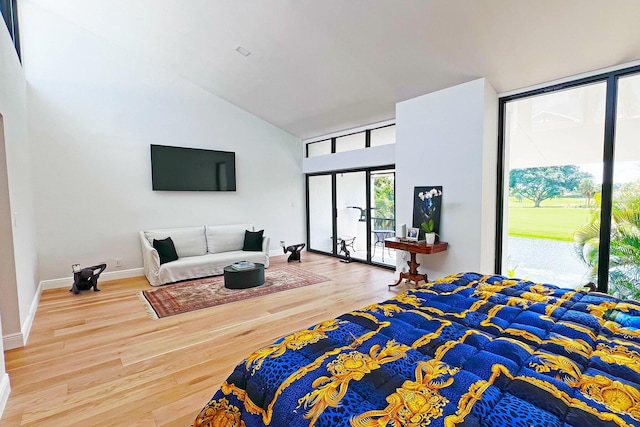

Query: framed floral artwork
[[412, 186, 442, 240]]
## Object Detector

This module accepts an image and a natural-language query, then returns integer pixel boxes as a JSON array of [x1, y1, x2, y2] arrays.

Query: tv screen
[[151, 145, 236, 191]]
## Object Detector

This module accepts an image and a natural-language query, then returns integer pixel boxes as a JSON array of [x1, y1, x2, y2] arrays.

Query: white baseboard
[[20, 280, 43, 346], [0, 373, 10, 419], [3, 268, 144, 349], [2, 333, 23, 351], [3, 281, 43, 350], [4, 257, 296, 349], [40, 267, 145, 290]]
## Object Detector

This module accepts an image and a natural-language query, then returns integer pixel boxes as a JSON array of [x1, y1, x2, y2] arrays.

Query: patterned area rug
[[138, 265, 330, 319]]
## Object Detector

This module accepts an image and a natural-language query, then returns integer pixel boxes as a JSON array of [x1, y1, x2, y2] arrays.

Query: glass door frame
[[305, 164, 395, 268], [495, 64, 640, 293]]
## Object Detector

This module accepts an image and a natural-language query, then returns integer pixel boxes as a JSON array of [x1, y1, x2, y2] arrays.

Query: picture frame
[[412, 186, 443, 240], [406, 227, 419, 241]]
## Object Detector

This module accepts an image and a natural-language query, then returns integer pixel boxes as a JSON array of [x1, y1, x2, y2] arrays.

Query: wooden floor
[[1, 253, 400, 426]]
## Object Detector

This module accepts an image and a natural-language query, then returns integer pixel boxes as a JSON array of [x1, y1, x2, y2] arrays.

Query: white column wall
[[21, 2, 305, 282], [0, 0, 41, 410], [395, 79, 498, 279], [0, 5, 39, 353]]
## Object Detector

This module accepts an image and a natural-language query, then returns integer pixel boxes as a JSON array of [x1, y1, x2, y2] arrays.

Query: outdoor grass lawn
[[508, 197, 595, 241]]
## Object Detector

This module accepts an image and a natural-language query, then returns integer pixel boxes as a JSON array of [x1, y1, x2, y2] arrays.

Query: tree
[[578, 178, 598, 207], [373, 177, 394, 219], [509, 166, 592, 207], [574, 186, 640, 300]]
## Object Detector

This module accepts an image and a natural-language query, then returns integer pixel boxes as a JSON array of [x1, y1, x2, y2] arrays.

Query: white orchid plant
[[417, 188, 442, 201], [417, 188, 442, 234]]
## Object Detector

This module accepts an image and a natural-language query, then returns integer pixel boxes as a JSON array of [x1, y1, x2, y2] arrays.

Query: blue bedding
[[193, 272, 640, 427]]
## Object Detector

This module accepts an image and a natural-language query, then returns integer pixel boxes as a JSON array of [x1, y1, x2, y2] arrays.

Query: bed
[[193, 272, 640, 427]]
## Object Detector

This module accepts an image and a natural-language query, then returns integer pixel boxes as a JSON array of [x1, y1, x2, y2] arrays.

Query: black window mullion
[[0, 1, 10, 32], [331, 173, 338, 256], [365, 170, 371, 262], [305, 174, 311, 251], [597, 75, 618, 292], [1, 0, 20, 61], [10, 0, 18, 59], [495, 99, 507, 274]]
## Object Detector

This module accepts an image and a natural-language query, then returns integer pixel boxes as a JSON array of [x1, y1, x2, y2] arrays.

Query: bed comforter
[[193, 272, 640, 427]]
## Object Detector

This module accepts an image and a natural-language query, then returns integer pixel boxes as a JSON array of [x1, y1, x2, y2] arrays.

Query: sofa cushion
[[153, 237, 179, 265], [207, 224, 253, 254], [145, 227, 206, 257], [243, 230, 264, 251]]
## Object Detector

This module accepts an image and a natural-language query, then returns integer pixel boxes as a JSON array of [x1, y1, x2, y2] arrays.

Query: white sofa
[[139, 224, 270, 286]]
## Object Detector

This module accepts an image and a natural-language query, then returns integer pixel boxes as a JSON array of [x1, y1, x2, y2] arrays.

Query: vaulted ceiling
[[26, 0, 640, 139]]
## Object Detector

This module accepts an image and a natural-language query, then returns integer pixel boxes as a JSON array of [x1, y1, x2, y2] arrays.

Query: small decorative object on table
[[397, 224, 406, 239], [280, 241, 305, 262], [406, 227, 419, 241], [421, 219, 437, 245], [231, 261, 255, 270], [70, 263, 107, 294]]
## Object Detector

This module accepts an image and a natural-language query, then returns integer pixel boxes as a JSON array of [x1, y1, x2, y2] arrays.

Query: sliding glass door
[[605, 72, 640, 298], [499, 66, 640, 297], [503, 83, 606, 288], [336, 171, 367, 262], [371, 170, 395, 266], [307, 167, 395, 267], [308, 175, 333, 253]]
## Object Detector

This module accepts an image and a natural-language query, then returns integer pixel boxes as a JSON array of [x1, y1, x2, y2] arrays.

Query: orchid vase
[[425, 232, 436, 245]]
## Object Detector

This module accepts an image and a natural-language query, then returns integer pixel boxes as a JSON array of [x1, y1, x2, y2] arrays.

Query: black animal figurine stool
[[283, 243, 305, 262], [338, 238, 352, 263], [70, 263, 107, 294]]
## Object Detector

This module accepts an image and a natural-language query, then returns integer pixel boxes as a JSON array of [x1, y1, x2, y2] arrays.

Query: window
[[335, 132, 366, 153], [497, 65, 640, 297], [306, 167, 396, 267], [370, 125, 395, 147], [0, 0, 20, 61], [306, 140, 332, 158], [502, 83, 606, 288], [305, 124, 395, 158]]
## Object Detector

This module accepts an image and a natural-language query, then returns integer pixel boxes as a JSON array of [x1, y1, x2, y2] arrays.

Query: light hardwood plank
[[1, 253, 400, 426]]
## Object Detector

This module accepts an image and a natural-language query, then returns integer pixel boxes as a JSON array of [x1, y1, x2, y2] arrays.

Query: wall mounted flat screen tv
[[151, 144, 236, 191]]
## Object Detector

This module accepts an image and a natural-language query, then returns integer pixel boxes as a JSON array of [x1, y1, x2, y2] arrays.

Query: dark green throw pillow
[[243, 230, 264, 251], [153, 237, 179, 264]]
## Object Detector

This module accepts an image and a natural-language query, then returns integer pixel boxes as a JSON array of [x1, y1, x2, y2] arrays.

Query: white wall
[[21, 2, 305, 282], [0, 3, 39, 353], [303, 144, 395, 174], [0, 117, 12, 413], [395, 79, 498, 278], [0, 116, 19, 338], [0, 0, 42, 409]]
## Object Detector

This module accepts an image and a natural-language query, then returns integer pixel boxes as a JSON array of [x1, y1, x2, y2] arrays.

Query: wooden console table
[[384, 237, 448, 288]]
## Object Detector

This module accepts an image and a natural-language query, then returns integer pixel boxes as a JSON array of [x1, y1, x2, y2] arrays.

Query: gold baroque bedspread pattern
[[193, 272, 640, 427]]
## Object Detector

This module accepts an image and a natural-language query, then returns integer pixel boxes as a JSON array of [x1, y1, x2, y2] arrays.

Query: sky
[[580, 161, 640, 184]]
